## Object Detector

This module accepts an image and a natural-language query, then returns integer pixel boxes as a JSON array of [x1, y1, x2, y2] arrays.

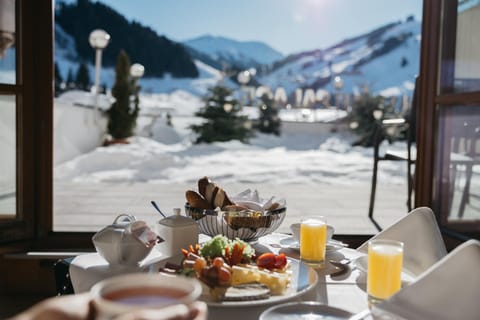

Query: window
[[416, 0, 480, 237]]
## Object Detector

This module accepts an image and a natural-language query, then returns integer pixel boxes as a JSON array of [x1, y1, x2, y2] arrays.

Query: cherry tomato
[[212, 257, 225, 268], [193, 257, 207, 273], [218, 266, 232, 286], [256, 252, 276, 269], [274, 253, 287, 269]]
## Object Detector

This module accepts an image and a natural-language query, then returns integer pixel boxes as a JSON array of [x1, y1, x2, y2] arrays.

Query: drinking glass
[[300, 217, 327, 267], [367, 239, 404, 307]]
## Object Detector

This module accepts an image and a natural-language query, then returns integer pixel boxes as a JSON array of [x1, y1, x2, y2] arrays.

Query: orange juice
[[300, 218, 327, 265], [367, 240, 403, 303]]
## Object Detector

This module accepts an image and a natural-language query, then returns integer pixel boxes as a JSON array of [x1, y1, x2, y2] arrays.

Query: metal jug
[[92, 214, 160, 265]]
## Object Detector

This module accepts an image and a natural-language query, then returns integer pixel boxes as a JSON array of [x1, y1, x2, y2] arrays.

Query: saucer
[[279, 237, 345, 253]]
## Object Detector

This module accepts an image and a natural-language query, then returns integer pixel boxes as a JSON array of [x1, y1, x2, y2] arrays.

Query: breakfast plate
[[278, 237, 346, 253], [200, 258, 318, 307]]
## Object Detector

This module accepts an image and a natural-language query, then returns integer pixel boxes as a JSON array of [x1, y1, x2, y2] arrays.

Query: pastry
[[185, 190, 211, 210]]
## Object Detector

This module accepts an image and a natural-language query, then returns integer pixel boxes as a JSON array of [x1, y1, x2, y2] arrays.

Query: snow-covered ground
[[54, 90, 407, 187]]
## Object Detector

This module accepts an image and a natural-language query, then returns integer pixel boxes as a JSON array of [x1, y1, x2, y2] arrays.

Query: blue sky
[[89, 0, 422, 55]]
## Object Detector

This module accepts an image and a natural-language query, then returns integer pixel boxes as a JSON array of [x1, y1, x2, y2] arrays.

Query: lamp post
[[89, 29, 110, 118], [237, 70, 251, 106], [130, 63, 144, 117], [333, 75, 344, 109], [130, 63, 145, 80]]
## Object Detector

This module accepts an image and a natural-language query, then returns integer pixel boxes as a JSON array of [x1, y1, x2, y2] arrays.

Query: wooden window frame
[[416, 0, 480, 239]]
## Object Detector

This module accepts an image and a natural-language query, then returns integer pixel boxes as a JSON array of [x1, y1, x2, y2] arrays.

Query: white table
[[70, 233, 376, 319]]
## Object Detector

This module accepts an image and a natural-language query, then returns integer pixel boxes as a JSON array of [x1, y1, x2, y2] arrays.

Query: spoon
[[151, 200, 167, 218]]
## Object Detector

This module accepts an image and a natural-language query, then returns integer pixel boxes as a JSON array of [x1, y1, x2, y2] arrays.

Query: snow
[[54, 90, 407, 188], [185, 35, 284, 67]]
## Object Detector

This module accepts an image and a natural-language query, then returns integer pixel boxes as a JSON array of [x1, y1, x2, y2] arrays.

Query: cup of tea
[[367, 239, 404, 307], [91, 273, 202, 319], [300, 217, 328, 267]]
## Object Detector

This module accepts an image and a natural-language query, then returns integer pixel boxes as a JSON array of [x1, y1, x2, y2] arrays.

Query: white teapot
[[92, 214, 161, 266]]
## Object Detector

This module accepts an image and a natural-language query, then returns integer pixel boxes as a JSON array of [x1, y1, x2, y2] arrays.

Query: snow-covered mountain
[[54, 24, 236, 96], [260, 19, 420, 98], [53, 17, 420, 99], [184, 35, 284, 69]]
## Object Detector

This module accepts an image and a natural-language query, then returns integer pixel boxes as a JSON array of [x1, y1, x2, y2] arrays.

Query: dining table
[[68, 232, 411, 320]]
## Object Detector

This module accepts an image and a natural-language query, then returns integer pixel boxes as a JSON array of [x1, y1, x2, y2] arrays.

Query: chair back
[[373, 239, 480, 320], [358, 207, 447, 276]]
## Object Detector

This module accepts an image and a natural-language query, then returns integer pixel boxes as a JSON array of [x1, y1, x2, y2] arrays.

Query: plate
[[200, 258, 318, 307], [279, 237, 345, 253], [260, 301, 352, 319]]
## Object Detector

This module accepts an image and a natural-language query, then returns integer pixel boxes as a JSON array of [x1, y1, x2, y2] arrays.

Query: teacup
[[290, 223, 334, 243], [91, 273, 202, 320]]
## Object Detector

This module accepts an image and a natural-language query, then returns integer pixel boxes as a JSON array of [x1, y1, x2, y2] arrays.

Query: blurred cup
[[367, 239, 404, 307], [91, 273, 202, 320], [300, 217, 328, 267]]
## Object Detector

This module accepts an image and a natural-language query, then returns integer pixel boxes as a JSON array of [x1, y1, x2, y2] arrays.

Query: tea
[[103, 287, 187, 306]]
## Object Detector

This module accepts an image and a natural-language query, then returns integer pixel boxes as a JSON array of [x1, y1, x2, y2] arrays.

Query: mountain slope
[[184, 35, 284, 70], [55, 0, 198, 78], [259, 18, 420, 97]]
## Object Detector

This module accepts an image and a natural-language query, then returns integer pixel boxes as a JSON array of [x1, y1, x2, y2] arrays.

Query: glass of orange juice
[[367, 239, 404, 307], [300, 217, 327, 267]]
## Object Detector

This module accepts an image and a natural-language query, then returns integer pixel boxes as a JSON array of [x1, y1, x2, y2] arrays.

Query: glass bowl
[[185, 203, 286, 242]]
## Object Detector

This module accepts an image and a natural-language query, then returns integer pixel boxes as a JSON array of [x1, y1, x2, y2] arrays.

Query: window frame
[[416, 0, 480, 238]]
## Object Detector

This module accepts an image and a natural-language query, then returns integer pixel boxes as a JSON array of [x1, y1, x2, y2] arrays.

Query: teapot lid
[[158, 208, 196, 227]]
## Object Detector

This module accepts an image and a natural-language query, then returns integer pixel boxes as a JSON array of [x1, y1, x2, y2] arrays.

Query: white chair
[[373, 239, 480, 320], [357, 207, 447, 276]]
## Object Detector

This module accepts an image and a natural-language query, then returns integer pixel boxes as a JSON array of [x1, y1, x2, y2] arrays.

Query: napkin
[[231, 189, 286, 211], [357, 207, 447, 276], [373, 239, 480, 320]]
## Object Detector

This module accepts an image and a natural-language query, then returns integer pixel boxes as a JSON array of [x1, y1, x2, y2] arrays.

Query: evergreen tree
[[54, 62, 63, 96], [349, 92, 396, 147], [256, 93, 281, 135], [107, 50, 139, 140], [191, 85, 252, 143], [75, 62, 91, 91], [66, 68, 75, 89]]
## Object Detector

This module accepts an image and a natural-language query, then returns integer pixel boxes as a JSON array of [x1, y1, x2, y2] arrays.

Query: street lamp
[[333, 75, 344, 109], [89, 29, 110, 117], [130, 63, 145, 79], [237, 70, 251, 106], [130, 63, 144, 116]]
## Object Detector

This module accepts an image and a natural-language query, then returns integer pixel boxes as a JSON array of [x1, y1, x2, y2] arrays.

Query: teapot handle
[[113, 214, 137, 225]]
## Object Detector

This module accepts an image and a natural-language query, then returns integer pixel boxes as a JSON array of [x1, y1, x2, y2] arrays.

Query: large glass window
[[52, 1, 423, 234]]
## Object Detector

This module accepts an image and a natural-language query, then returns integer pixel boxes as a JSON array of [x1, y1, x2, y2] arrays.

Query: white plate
[[260, 301, 352, 319], [279, 237, 345, 253], [352, 255, 417, 281], [201, 258, 318, 307]]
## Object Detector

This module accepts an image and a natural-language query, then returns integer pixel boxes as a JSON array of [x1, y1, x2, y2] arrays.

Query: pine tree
[[256, 93, 281, 135], [349, 92, 396, 147], [54, 62, 63, 96], [191, 85, 252, 143], [107, 50, 139, 140], [66, 68, 75, 89], [75, 62, 91, 91]]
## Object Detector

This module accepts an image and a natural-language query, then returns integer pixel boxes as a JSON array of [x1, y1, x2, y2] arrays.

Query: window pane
[[440, 1, 480, 93], [435, 105, 480, 226], [0, 0, 16, 84], [0, 95, 16, 217]]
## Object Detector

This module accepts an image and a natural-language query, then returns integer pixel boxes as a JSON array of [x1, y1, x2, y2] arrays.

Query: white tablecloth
[[70, 234, 378, 319]]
